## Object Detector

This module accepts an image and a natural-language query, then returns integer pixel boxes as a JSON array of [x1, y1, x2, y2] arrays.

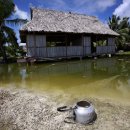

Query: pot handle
[[57, 106, 73, 112], [64, 115, 76, 124]]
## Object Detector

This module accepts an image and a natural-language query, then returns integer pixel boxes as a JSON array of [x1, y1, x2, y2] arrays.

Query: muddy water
[[0, 57, 130, 104]]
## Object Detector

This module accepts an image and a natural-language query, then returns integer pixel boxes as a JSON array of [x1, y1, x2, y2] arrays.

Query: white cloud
[[36, 0, 67, 9], [114, 0, 130, 17], [96, 0, 116, 11], [14, 5, 29, 19], [35, 0, 116, 15], [74, 0, 116, 13]]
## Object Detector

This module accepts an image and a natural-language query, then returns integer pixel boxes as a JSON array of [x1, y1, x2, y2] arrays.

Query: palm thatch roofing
[[21, 8, 119, 36]]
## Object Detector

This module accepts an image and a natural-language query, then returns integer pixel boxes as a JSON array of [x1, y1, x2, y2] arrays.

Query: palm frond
[[108, 15, 130, 49], [2, 26, 18, 47], [6, 18, 28, 26], [117, 28, 129, 34]]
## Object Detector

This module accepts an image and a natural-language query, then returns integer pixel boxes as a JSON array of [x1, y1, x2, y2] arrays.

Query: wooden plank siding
[[108, 38, 115, 54], [27, 35, 35, 57], [96, 46, 115, 54], [27, 35, 47, 58], [83, 36, 91, 56], [108, 38, 115, 46], [96, 38, 115, 54], [26, 34, 116, 59], [46, 47, 83, 58], [67, 46, 83, 56], [47, 47, 66, 57]]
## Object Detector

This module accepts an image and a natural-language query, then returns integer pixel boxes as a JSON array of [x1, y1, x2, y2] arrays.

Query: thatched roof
[[21, 8, 119, 36]]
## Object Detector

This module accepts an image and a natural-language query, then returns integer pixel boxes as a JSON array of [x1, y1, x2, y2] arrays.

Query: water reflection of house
[[31, 58, 118, 77], [94, 59, 118, 73], [20, 8, 119, 59]]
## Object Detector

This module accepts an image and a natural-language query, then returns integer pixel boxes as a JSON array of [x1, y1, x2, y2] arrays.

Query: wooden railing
[[27, 45, 115, 58], [96, 46, 115, 54], [28, 46, 86, 58]]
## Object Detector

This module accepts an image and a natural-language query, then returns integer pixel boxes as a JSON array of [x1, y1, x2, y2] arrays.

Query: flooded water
[[0, 57, 130, 104]]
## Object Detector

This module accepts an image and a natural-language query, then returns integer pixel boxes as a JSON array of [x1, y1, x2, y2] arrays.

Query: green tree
[[0, 0, 27, 63], [108, 15, 130, 50]]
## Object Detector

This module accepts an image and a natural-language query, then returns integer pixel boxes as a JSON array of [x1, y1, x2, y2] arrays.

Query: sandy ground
[[0, 88, 130, 130]]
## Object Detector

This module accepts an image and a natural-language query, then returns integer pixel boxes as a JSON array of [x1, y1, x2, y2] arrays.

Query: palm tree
[[108, 15, 120, 31], [0, 0, 27, 63], [108, 15, 130, 50]]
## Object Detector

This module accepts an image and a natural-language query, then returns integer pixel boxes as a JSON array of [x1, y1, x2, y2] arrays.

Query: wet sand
[[0, 88, 130, 130]]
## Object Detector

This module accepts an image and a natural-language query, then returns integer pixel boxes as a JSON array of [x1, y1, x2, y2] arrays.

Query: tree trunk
[[0, 22, 7, 63], [0, 45, 7, 63]]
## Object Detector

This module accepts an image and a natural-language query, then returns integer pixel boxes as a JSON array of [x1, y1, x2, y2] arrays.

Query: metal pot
[[57, 100, 97, 125], [74, 101, 96, 124]]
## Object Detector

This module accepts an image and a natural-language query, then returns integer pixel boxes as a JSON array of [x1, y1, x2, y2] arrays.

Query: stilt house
[[20, 8, 119, 59]]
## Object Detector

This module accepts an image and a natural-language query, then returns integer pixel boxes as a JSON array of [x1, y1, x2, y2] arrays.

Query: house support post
[[65, 34, 67, 59]]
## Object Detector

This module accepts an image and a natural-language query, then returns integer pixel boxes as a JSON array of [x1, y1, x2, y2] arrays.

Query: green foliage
[[108, 15, 130, 50], [0, 0, 14, 22], [93, 40, 107, 47], [5, 45, 26, 57], [0, 0, 28, 62]]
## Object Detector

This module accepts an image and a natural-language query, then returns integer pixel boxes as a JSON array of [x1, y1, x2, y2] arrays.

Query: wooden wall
[[27, 34, 46, 58], [96, 38, 115, 54], [26, 34, 116, 58], [108, 38, 115, 46], [83, 36, 91, 56]]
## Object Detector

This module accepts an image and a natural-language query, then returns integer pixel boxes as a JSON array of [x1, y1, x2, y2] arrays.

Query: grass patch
[[116, 51, 130, 55]]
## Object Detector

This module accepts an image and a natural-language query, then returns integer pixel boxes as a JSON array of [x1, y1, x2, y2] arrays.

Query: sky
[[11, 0, 130, 43]]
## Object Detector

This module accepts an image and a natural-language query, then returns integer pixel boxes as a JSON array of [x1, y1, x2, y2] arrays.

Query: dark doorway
[[91, 36, 96, 53]]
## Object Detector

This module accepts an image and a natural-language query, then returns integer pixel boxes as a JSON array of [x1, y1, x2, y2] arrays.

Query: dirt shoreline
[[0, 88, 130, 130]]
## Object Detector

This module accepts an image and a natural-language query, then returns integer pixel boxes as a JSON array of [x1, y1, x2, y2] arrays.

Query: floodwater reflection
[[0, 57, 130, 103]]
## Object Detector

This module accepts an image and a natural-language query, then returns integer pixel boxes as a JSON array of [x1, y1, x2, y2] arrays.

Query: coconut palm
[[108, 15, 130, 50], [0, 0, 27, 62], [108, 15, 120, 31]]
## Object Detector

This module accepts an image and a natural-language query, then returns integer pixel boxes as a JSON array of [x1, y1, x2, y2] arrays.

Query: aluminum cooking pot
[[57, 101, 97, 125], [74, 101, 96, 124]]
